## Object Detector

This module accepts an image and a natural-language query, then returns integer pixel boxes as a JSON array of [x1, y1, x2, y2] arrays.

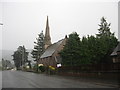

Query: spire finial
[[47, 16, 49, 25], [44, 16, 51, 49]]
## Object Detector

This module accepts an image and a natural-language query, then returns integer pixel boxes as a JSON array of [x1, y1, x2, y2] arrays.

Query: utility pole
[[36, 53, 39, 72], [22, 46, 24, 69]]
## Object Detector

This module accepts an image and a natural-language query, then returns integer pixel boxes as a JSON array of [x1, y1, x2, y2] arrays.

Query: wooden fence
[[57, 63, 120, 80], [58, 63, 120, 72]]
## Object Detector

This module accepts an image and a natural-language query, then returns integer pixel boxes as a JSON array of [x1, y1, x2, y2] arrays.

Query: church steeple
[[44, 16, 51, 49]]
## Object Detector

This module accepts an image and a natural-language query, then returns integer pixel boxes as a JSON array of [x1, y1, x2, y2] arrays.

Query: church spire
[[44, 16, 51, 49]]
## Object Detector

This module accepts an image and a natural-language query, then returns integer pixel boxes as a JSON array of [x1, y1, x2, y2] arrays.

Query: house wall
[[39, 56, 57, 67], [117, 51, 120, 62], [112, 57, 117, 63], [112, 52, 120, 63], [49, 56, 57, 67]]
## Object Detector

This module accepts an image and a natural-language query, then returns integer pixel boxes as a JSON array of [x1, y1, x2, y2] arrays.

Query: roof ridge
[[111, 42, 120, 56]]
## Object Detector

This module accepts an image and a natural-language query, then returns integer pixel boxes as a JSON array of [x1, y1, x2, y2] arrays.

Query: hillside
[[0, 50, 14, 61]]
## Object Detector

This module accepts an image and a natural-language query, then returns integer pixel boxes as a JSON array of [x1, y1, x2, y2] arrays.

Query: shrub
[[48, 66, 56, 74], [33, 64, 37, 71], [39, 66, 45, 72]]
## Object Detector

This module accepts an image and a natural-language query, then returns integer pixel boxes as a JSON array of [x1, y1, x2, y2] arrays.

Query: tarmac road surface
[[2, 70, 118, 88]]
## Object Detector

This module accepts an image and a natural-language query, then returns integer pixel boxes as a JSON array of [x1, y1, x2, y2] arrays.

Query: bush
[[33, 64, 37, 71], [39, 66, 45, 72], [48, 66, 56, 74]]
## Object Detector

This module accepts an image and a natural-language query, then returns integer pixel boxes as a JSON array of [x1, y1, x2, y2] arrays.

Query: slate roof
[[40, 39, 63, 58], [111, 42, 120, 56]]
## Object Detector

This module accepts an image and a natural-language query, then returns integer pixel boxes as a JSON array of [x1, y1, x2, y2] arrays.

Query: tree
[[80, 35, 98, 64], [81, 17, 118, 64], [60, 17, 118, 66], [60, 32, 81, 66], [2, 58, 13, 70], [12, 46, 28, 69], [31, 31, 45, 72], [95, 17, 118, 63], [96, 17, 113, 38]]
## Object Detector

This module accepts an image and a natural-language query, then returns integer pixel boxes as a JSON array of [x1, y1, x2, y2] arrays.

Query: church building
[[38, 16, 67, 67]]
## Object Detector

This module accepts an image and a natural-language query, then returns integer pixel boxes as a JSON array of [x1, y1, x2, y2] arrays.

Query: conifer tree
[[60, 32, 81, 66], [31, 31, 45, 61], [60, 17, 118, 66], [96, 17, 118, 63], [97, 17, 113, 38]]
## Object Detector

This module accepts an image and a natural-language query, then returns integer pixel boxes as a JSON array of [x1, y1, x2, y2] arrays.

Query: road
[[2, 70, 118, 88]]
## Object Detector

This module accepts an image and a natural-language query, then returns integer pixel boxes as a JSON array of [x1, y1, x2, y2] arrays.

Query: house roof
[[40, 39, 63, 58], [111, 42, 120, 56]]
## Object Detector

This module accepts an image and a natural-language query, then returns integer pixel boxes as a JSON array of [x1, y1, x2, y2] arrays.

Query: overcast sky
[[0, 0, 119, 51]]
